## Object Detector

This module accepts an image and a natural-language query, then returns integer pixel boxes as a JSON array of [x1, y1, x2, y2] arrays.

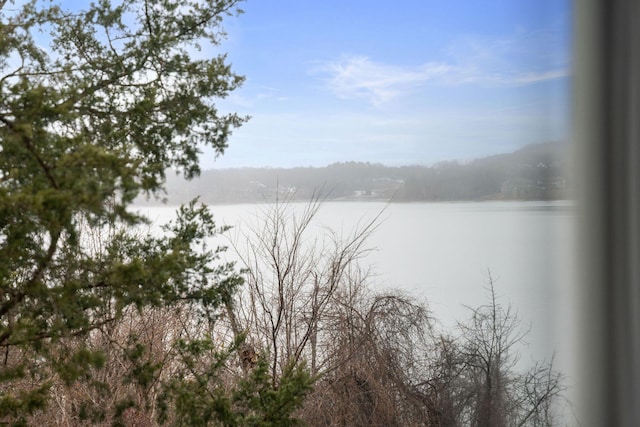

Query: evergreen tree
[[0, 0, 312, 424]]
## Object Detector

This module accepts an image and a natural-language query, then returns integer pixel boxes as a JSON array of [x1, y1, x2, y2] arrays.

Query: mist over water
[[139, 200, 574, 370]]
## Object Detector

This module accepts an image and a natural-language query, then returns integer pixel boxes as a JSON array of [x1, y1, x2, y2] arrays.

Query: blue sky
[[207, 1, 571, 168]]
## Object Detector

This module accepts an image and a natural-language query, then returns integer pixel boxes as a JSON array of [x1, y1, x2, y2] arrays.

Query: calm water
[[139, 200, 575, 367]]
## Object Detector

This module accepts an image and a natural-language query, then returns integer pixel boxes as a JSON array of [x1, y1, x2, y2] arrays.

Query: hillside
[[138, 142, 571, 205]]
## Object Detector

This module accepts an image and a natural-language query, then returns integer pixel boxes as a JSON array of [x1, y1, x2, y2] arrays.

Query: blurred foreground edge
[[573, 0, 640, 426]]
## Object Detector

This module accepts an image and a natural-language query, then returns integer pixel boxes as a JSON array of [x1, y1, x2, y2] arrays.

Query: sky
[[17, 0, 571, 169], [203, 0, 572, 169]]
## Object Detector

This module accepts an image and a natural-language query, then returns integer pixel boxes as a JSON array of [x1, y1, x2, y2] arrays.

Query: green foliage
[[54, 347, 106, 384], [0, 0, 314, 424], [158, 349, 314, 427], [0, 382, 51, 424], [232, 358, 314, 427]]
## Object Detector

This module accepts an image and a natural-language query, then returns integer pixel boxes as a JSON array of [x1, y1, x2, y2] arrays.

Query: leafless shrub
[[226, 191, 382, 384], [226, 196, 566, 427], [23, 306, 195, 425], [451, 274, 566, 427]]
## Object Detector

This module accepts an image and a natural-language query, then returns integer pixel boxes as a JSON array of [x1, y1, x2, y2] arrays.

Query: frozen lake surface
[[139, 200, 575, 368]]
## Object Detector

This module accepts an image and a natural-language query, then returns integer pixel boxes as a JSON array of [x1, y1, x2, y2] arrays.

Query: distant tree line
[[150, 142, 570, 205]]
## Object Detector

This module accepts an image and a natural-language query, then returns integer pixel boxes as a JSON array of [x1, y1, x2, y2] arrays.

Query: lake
[[138, 200, 575, 369]]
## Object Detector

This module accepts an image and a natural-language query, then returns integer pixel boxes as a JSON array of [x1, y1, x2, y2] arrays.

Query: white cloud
[[436, 67, 570, 87], [316, 28, 570, 106], [509, 69, 569, 85], [318, 56, 452, 105], [317, 54, 568, 106], [443, 28, 570, 85]]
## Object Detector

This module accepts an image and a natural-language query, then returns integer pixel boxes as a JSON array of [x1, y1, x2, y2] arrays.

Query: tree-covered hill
[[149, 142, 570, 205]]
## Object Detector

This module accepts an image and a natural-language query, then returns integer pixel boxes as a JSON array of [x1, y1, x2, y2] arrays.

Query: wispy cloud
[[443, 28, 570, 86], [437, 67, 569, 87], [509, 69, 568, 85], [316, 28, 570, 106], [317, 56, 453, 106]]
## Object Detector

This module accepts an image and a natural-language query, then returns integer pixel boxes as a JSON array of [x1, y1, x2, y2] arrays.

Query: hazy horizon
[[197, 140, 567, 171]]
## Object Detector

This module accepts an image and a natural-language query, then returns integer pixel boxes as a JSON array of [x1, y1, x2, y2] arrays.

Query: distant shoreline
[[135, 197, 575, 208], [138, 142, 571, 206]]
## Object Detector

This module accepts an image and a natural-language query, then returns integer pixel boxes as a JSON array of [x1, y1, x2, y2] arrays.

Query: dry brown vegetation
[[223, 194, 566, 426], [13, 195, 564, 426]]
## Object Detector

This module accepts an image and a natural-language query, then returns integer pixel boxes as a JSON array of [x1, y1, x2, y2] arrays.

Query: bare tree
[[454, 274, 565, 427], [309, 290, 437, 426], [222, 197, 566, 427], [227, 192, 382, 385]]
